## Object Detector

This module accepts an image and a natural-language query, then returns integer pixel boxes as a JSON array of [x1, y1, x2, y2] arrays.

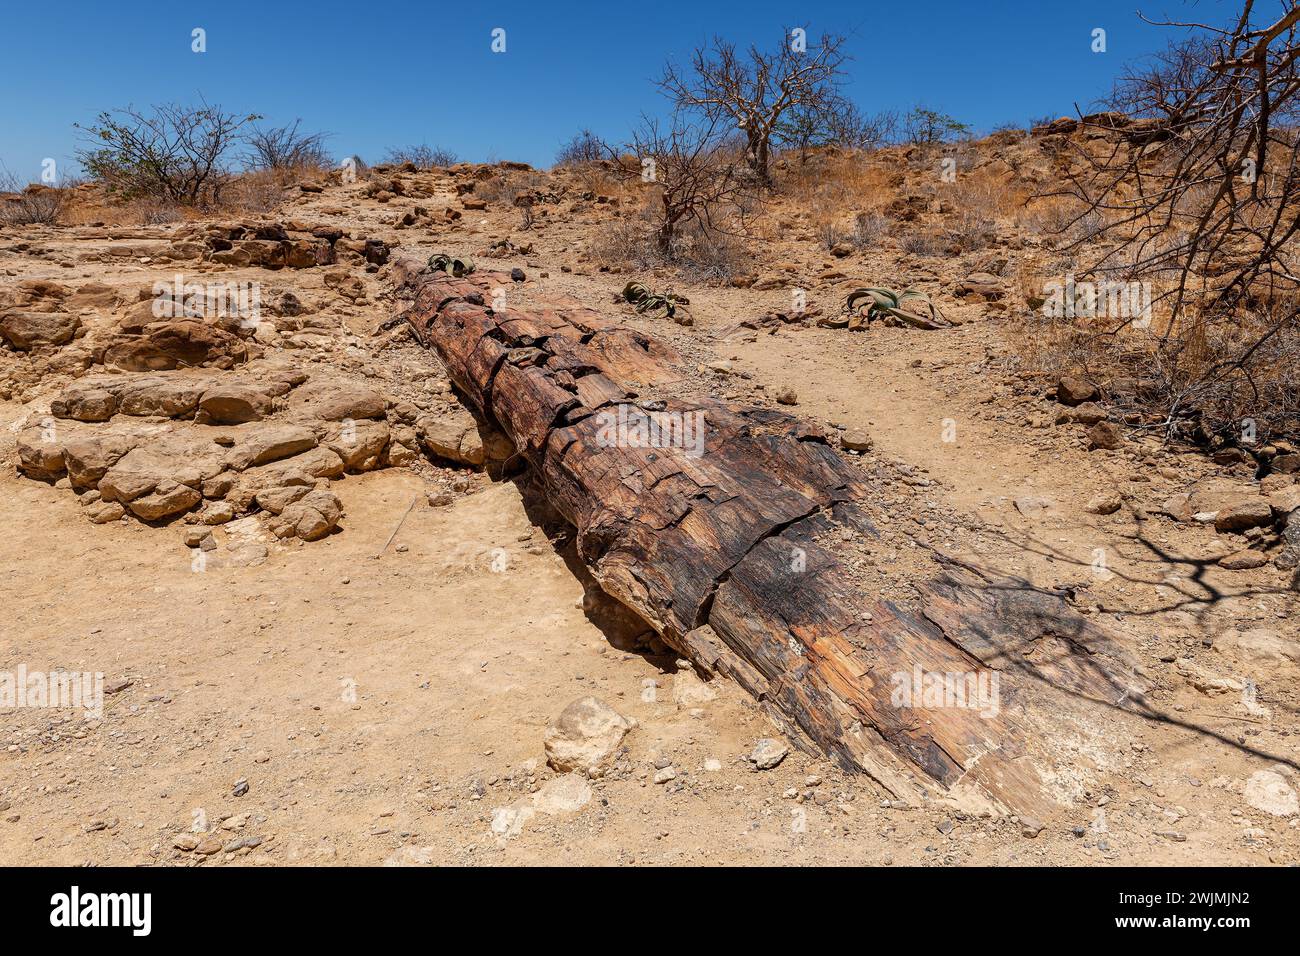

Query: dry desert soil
[[2, 134, 1298, 866]]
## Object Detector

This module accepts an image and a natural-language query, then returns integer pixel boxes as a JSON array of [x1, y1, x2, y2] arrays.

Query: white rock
[[672, 668, 718, 708], [1244, 768, 1298, 817], [531, 773, 593, 814], [490, 773, 592, 840], [383, 845, 437, 866], [543, 696, 635, 773], [1013, 495, 1056, 517], [1215, 628, 1300, 668], [749, 738, 789, 770], [490, 805, 535, 838]]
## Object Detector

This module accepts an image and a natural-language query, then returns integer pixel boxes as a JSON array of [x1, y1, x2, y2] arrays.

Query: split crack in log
[[396, 262, 1147, 816]]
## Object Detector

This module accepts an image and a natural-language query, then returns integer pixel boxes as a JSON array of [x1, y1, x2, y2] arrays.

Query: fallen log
[[396, 262, 1145, 815]]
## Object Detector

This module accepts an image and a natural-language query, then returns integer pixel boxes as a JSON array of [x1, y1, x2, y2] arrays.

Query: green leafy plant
[[76, 101, 260, 206], [620, 280, 688, 318], [845, 286, 949, 329], [427, 253, 475, 277]]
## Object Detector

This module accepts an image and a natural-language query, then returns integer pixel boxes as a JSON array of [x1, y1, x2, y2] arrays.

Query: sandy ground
[[2, 155, 1298, 866]]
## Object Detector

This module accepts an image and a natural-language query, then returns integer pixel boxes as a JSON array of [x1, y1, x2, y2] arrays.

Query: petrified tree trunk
[[396, 263, 1144, 816]]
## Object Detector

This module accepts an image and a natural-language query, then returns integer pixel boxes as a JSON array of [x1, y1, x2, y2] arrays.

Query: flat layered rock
[[0, 310, 80, 349]]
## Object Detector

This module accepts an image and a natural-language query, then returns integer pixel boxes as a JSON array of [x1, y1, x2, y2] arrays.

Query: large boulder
[[270, 489, 343, 541], [127, 480, 203, 521], [1214, 498, 1274, 533], [16, 426, 66, 479], [0, 310, 80, 349], [102, 320, 248, 371], [1056, 375, 1099, 406], [542, 697, 635, 774], [1267, 484, 1300, 518], [50, 382, 119, 422], [1087, 420, 1124, 450], [954, 272, 1003, 301], [197, 383, 275, 424], [115, 376, 209, 418], [8, 278, 69, 308], [228, 447, 345, 511], [224, 424, 319, 470], [291, 380, 386, 421], [63, 433, 140, 490], [254, 484, 311, 515], [1275, 511, 1300, 570], [252, 445, 344, 482], [66, 282, 121, 310], [285, 238, 333, 269], [326, 420, 390, 472], [417, 409, 485, 466], [98, 437, 226, 508]]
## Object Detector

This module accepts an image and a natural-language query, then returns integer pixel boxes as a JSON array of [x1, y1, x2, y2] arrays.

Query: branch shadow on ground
[[920, 523, 1299, 774]]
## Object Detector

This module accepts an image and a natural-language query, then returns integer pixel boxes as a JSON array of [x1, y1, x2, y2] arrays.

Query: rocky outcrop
[[166, 220, 391, 270], [0, 310, 82, 349]]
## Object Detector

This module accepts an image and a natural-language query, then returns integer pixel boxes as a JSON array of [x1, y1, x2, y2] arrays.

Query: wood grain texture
[[397, 263, 1145, 815]]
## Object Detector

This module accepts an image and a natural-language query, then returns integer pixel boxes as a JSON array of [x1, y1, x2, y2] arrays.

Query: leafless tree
[[610, 115, 750, 252], [76, 101, 259, 206], [837, 106, 901, 149], [1052, 2, 1300, 441], [244, 119, 331, 171], [382, 144, 459, 168], [658, 28, 851, 184], [555, 129, 606, 167]]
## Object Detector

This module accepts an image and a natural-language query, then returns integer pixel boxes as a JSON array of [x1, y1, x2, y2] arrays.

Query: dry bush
[[813, 210, 890, 250], [221, 169, 293, 215], [477, 168, 550, 206], [245, 120, 331, 171], [1016, 194, 1085, 237], [604, 115, 754, 261], [127, 197, 184, 225], [782, 150, 896, 250], [592, 211, 749, 283], [1015, 304, 1300, 443], [76, 101, 257, 207], [943, 165, 1024, 247], [816, 220, 848, 249], [566, 160, 624, 198], [850, 210, 891, 248], [555, 129, 606, 167], [779, 144, 893, 199], [0, 177, 70, 225], [1030, 4, 1300, 443], [943, 210, 998, 253], [899, 230, 946, 257], [382, 144, 458, 169]]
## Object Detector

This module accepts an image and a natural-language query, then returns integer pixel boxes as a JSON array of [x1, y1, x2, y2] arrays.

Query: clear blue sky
[[0, 0, 1249, 181]]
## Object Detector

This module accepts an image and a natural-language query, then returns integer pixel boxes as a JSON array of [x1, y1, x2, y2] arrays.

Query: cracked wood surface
[[397, 263, 1146, 816]]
